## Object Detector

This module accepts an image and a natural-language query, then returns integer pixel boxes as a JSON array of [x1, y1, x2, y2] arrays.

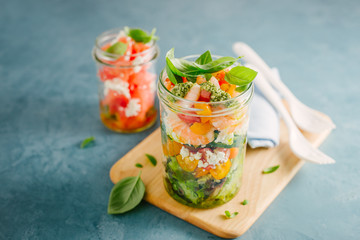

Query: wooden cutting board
[[109, 117, 333, 238]]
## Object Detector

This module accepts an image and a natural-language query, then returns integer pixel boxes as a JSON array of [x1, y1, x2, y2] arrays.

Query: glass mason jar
[[157, 55, 254, 208], [92, 28, 159, 133]]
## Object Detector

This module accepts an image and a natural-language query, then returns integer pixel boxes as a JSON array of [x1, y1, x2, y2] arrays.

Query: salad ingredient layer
[[97, 27, 158, 132], [160, 49, 256, 208]]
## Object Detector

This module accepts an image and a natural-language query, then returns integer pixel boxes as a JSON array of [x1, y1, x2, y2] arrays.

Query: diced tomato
[[132, 42, 150, 54], [102, 89, 129, 114], [199, 89, 211, 102], [177, 114, 201, 124], [182, 77, 188, 83], [164, 78, 175, 91]]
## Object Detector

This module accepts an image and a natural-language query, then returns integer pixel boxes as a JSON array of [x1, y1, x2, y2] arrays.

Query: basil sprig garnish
[[225, 66, 258, 92], [108, 171, 145, 214], [165, 48, 239, 84], [195, 50, 213, 64], [164, 48, 257, 90], [124, 27, 159, 43]]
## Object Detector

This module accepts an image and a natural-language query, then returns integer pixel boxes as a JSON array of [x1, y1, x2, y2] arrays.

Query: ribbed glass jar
[[93, 28, 159, 133], [157, 55, 254, 208]]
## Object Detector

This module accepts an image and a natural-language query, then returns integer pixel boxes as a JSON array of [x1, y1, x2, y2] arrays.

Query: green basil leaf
[[235, 84, 250, 93], [106, 42, 128, 55], [108, 171, 145, 214], [126, 27, 158, 43], [241, 199, 248, 205], [224, 210, 238, 219], [262, 165, 280, 174], [135, 163, 143, 168], [225, 66, 257, 87], [195, 50, 213, 64], [145, 154, 157, 166], [166, 48, 239, 77], [166, 49, 185, 84], [80, 136, 95, 148]]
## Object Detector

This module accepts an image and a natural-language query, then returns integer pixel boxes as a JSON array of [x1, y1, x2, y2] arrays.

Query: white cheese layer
[[103, 78, 131, 99], [125, 98, 141, 117]]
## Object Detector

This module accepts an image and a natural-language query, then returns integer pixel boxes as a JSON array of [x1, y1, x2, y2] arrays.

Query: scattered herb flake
[[224, 210, 238, 219], [262, 165, 280, 174], [241, 199, 248, 205], [135, 163, 143, 168], [80, 136, 95, 149], [108, 171, 145, 214], [145, 154, 157, 166]]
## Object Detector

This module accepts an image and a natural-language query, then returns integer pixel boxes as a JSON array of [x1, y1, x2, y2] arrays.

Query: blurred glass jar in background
[[92, 27, 159, 133]]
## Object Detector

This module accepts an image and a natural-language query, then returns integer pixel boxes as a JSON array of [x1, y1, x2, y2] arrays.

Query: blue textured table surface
[[1, 0, 359, 239]]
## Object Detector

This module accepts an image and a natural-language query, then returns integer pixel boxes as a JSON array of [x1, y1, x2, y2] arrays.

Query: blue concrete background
[[1, 0, 359, 239]]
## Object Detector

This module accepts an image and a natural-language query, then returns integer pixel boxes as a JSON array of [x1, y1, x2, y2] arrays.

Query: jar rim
[[92, 28, 159, 68]]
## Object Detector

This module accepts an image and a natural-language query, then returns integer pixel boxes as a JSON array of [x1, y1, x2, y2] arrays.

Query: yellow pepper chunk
[[190, 122, 212, 135], [194, 103, 212, 116]]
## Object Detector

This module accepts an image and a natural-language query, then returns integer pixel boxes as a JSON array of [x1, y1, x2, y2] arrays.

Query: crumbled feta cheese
[[132, 56, 144, 73], [189, 151, 202, 161], [215, 130, 234, 145], [125, 98, 141, 117], [198, 149, 229, 169], [180, 146, 190, 158], [104, 78, 130, 99], [198, 160, 209, 168]]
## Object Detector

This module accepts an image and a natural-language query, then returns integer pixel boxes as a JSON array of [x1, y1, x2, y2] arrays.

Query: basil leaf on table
[[108, 171, 145, 214], [145, 154, 157, 166], [106, 42, 128, 55], [135, 163, 143, 168], [225, 66, 258, 91], [262, 165, 280, 174], [241, 199, 248, 205], [224, 210, 238, 219], [195, 50, 213, 64], [80, 136, 95, 149]]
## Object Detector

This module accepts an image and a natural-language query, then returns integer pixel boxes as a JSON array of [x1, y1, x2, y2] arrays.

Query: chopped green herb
[[171, 82, 194, 98], [200, 81, 230, 102], [108, 171, 145, 214], [262, 165, 280, 174], [135, 163, 143, 168], [241, 199, 248, 205], [124, 27, 158, 43], [80, 136, 95, 148], [106, 42, 128, 55], [145, 154, 157, 166], [224, 210, 238, 219]]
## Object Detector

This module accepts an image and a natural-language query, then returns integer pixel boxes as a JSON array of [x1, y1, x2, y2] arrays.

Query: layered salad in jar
[[93, 27, 159, 133], [158, 49, 257, 208]]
